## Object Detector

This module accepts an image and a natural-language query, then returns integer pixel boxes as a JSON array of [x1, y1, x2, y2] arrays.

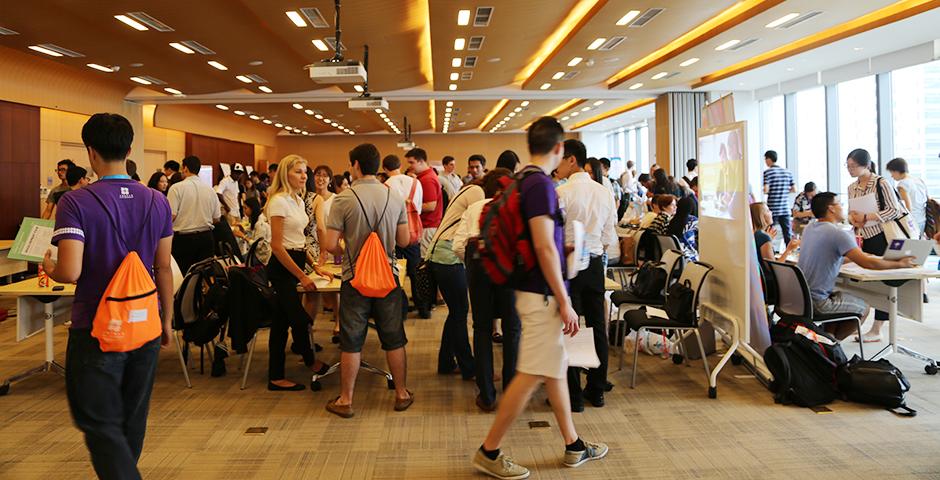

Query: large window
[[638, 125, 649, 172], [837, 76, 879, 194], [892, 59, 940, 197], [759, 96, 786, 167], [794, 87, 828, 190]]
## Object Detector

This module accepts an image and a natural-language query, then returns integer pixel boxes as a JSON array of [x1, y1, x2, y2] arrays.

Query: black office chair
[[766, 260, 864, 359], [623, 261, 714, 392]]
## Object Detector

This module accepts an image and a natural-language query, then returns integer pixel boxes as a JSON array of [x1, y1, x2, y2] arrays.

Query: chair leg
[[855, 317, 865, 360], [618, 319, 626, 372], [631, 327, 643, 389], [174, 331, 192, 389], [693, 328, 711, 383], [241, 334, 257, 390]]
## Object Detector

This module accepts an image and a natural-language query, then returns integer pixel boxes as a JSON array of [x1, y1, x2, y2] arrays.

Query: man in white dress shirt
[[216, 163, 243, 220], [167, 155, 221, 275], [556, 139, 617, 411]]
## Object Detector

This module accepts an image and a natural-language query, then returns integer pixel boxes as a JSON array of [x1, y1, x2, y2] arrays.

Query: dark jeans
[[171, 230, 214, 275], [862, 233, 890, 321], [773, 215, 792, 245], [566, 255, 608, 398], [430, 261, 474, 377], [396, 243, 425, 312], [467, 245, 520, 405], [66, 329, 161, 480], [266, 250, 315, 380]]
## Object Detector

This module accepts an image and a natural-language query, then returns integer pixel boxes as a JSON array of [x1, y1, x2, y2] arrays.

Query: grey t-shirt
[[797, 221, 857, 302], [327, 178, 407, 281]]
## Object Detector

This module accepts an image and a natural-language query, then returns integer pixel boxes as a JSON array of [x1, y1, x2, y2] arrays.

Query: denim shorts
[[339, 281, 407, 353], [813, 291, 868, 317]]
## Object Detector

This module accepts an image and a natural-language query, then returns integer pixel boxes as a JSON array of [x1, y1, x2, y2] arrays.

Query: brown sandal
[[394, 390, 414, 412], [326, 396, 354, 418]]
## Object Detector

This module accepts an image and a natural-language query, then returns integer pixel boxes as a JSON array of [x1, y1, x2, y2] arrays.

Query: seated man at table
[[798, 192, 914, 340]]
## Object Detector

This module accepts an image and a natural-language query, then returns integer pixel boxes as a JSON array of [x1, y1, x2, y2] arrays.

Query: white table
[[0, 240, 28, 282], [835, 264, 940, 374]]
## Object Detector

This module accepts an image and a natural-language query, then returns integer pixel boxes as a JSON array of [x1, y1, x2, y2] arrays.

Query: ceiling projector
[[349, 96, 388, 111], [397, 141, 416, 150], [308, 60, 367, 84]]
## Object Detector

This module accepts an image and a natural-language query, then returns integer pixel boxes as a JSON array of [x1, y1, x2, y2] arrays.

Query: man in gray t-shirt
[[322, 143, 413, 419], [797, 192, 913, 340]]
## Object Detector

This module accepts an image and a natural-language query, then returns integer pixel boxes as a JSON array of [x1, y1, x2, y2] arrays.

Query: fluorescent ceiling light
[[274, 123, 283, 127], [451, 57, 461, 67], [508, 112, 516, 117], [580, 107, 591, 112], [304, 109, 314, 115], [322, 118, 331, 123], [457, 9, 471, 25], [561, 116, 569, 121], [293, 104, 303, 109], [446, 101, 454, 107], [353, 85, 364, 92], [233, 110, 245, 115], [285, 11, 307, 27], [587, 38, 606, 50], [207, 60, 227, 70], [374, 108, 384, 113], [615, 10, 641, 26], [679, 57, 700, 67], [651, 72, 669, 80], [449, 84, 458, 91], [450, 72, 459, 81], [766, 13, 800, 29], [263, 119, 273, 124], [235, 75, 252, 83], [258, 85, 272, 93], [215, 104, 229, 110], [593, 100, 604, 106], [249, 115, 260, 120], [521, 101, 530, 107], [540, 83, 551, 90], [315, 114, 324, 119], [28, 45, 63, 57], [570, 111, 580, 117], [454, 38, 466, 50], [130, 76, 151, 85], [312, 39, 329, 51], [445, 107, 452, 112], [552, 71, 565, 80], [568, 57, 582, 67], [628, 82, 643, 90], [114, 14, 148, 31], [86, 63, 113, 72], [169, 42, 194, 54], [514, 107, 522, 112], [715, 39, 740, 51], [164, 87, 183, 95]]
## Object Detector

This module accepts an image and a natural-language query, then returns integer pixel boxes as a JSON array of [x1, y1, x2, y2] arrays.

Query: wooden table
[[0, 240, 28, 282], [0, 279, 74, 395]]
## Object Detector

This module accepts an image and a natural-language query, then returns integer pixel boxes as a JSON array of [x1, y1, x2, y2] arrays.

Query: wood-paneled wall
[[185, 133, 255, 185], [0, 100, 40, 238]]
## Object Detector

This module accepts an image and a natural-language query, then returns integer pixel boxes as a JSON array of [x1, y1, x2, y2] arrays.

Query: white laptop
[[882, 238, 934, 265]]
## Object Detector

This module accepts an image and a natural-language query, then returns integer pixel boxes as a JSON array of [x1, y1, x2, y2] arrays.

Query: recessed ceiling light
[[679, 57, 700, 67], [514, 107, 522, 112], [446, 101, 454, 107], [208, 60, 228, 70], [292, 103, 303, 109], [488, 57, 501, 63], [263, 119, 273, 124], [616, 10, 641, 26], [130, 76, 152, 85], [454, 38, 466, 50], [629, 82, 643, 90], [216, 104, 229, 110], [449, 84, 457, 91], [312, 39, 329, 51], [304, 109, 314, 115], [164, 87, 183, 95], [353, 85, 364, 92], [521, 101, 530, 107], [540, 83, 551, 90], [457, 9, 471, 26], [570, 111, 580, 117], [715, 39, 740, 51], [258, 85, 273, 93], [593, 100, 604, 106], [235, 75, 252, 83], [249, 115, 261, 120], [323, 118, 331, 123], [114, 14, 148, 31], [451, 57, 461, 68], [561, 116, 569, 121], [581, 107, 591, 112], [274, 123, 283, 128], [285, 11, 307, 27], [233, 110, 246, 115], [168, 42, 195, 54], [508, 112, 516, 117], [450, 72, 459, 81], [568, 57, 583, 67], [86, 63, 114, 72], [445, 107, 452, 113], [651, 72, 669, 80], [249, 60, 263, 66], [315, 114, 323, 119], [587, 38, 606, 51], [28, 45, 63, 57], [766, 13, 800, 29], [379, 113, 387, 118], [552, 71, 565, 80]]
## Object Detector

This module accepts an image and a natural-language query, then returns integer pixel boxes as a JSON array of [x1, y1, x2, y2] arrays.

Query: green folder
[[8, 217, 55, 263]]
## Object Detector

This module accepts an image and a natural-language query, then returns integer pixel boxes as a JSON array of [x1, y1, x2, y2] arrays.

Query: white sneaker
[[471, 449, 530, 480], [564, 440, 608, 467]]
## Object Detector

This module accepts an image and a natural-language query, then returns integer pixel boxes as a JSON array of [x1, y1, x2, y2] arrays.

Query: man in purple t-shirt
[[43, 113, 174, 480], [472, 117, 608, 479]]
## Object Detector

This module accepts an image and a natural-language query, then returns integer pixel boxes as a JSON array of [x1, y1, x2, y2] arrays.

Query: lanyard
[[100, 174, 131, 180]]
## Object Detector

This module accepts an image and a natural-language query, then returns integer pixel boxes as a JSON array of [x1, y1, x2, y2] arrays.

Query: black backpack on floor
[[837, 355, 917, 417], [764, 318, 847, 407]]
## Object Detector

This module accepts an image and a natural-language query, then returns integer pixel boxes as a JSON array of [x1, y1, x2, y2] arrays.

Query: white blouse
[[266, 193, 308, 250]]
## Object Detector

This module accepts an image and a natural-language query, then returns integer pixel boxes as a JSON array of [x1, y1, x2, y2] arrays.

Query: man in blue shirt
[[798, 192, 912, 339], [762, 150, 796, 245]]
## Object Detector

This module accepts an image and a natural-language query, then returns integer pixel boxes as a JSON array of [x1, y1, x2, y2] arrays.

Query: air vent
[[127, 12, 174, 32], [300, 7, 330, 28], [777, 11, 823, 29], [245, 74, 268, 83], [663, 72, 681, 80], [35, 43, 84, 57], [474, 7, 493, 26], [467, 36, 485, 50], [598, 36, 625, 51], [463, 56, 477, 68], [0, 26, 19, 35], [180, 40, 215, 55], [728, 38, 759, 51], [136, 75, 166, 85], [325, 37, 346, 52], [461, 71, 473, 80], [562, 71, 580, 80], [629, 8, 664, 27]]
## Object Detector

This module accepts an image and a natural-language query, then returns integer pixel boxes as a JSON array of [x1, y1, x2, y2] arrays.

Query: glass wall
[[759, 95, 786, 167], [604, 122, 650, 175], [793, 87, 828, 190], [837, 76, 878, 194], [892, 59, 940, 196]]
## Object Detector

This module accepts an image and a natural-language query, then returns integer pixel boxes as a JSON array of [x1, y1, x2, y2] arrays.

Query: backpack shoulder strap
[[408, 177, 417, 202], [87, 186, 157, 255]]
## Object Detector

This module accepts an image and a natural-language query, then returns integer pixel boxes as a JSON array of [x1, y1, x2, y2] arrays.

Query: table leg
[[871, 285, 938, 374], [0, 299, 65, 395]]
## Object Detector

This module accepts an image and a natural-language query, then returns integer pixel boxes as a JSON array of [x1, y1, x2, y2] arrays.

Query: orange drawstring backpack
[[88, 189, 162, 352], [349, 188, 397, 298]]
